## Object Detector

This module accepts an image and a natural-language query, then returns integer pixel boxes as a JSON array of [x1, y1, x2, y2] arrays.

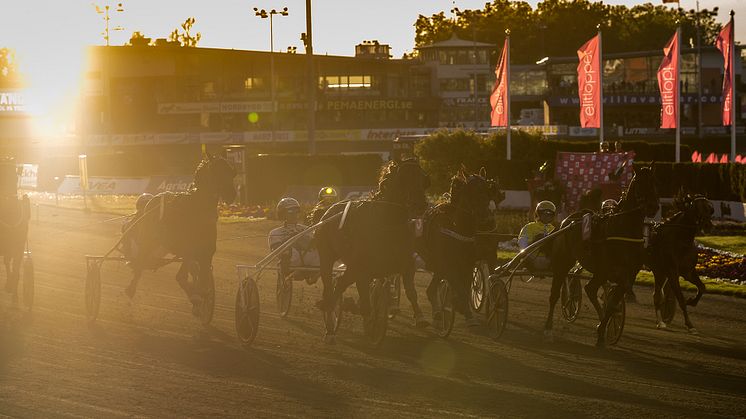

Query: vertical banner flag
[[490, 38, 509, 127], [657, 31, 679, 128], [716, 19, 734, 126], [577, 35, 601, 128]]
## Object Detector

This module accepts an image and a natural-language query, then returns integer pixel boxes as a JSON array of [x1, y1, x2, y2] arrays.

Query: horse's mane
[[371, 158, 419, 201]]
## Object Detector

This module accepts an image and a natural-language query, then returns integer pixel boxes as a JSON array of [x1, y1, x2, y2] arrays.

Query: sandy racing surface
[[1, 205, 745, 418]]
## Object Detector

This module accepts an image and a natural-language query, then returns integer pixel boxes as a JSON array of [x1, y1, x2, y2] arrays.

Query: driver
[[269, 197, 318, 284], [121, 193, 154, 261], [307, 186, 340, 225], [601, 199, 618, 215], [517, 200, 556, 271]]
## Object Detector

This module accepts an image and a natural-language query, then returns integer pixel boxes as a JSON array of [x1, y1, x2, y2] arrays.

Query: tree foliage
[[414, 0, 722, 64], [168, 17, 202, 47]]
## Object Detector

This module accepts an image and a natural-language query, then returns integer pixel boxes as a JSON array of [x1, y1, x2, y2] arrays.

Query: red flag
[[577, 35, 601, 128], [716, 20, 734, 126], [490, 39, 509, 127], [658, 31, 679, 128]]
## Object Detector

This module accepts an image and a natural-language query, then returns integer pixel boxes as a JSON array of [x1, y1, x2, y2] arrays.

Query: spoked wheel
[[434, 280, 456, 338], [601, 284, 626, 346], [85, 261, 102, 323], [470, 261, 488, 313], [486, 278, 509, 340], [235, 276, 260, 348], [366, 278, 390, 346], [22, 253, 34, 309], [387, 274, 402, 319], [561, 275, 583, 323], [198, 269, 216, 326], [661, 281, 677, 324], [276, 265, 293, 318]]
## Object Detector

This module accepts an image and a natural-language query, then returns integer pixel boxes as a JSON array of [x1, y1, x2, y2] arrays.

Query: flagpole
[[676, 25, 681, 163], [730, 10, 736, 162], [597, 25, 604, 148], [506, 29, 511, 161]]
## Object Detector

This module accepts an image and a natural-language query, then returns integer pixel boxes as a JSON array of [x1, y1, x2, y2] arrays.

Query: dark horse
[[648, 193, 713, 332], [315, 158, 429, 343], [545, 165, 659, 347], [124, 155, 236, 315], [416, 167, 499, 326], [1, 194, 30, 300]]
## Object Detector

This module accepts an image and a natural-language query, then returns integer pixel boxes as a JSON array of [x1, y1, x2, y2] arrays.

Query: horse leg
[[584, 274, 604, 321], [174, 260, 198, 305], [543, 272, 564, 342], [356, 276, 373, 335], [402, 265, 428, 328], [125, 269, 143, 299], [652, 269, 667, 329], [426, 273, 441, 322], [685, 268, 706, 307], [3, 255, 15, 294], [671, 274, 696, 333]]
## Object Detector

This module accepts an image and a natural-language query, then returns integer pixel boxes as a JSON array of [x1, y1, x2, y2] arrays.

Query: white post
[[506, 31, 512, 161]]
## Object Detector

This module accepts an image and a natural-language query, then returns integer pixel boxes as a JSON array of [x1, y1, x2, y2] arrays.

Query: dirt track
[[1, 205, 745, 418]]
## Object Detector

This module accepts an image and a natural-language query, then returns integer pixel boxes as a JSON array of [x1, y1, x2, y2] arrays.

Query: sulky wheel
[[22, 253, 34, 310], [387, 274, 402, 320], [366, 278, 390, 346], [470, 261, 489, 313], [601, 284, 626, 346], [322, 276, 344, 335], [276, 264, 293, 318], [85, 261, 102, 323], [561, 275, 583, 323], [235, 276, 260, 348], [434, 280, 456, 338], [487, 278, 509, 340], [661, 281, 677, 324]]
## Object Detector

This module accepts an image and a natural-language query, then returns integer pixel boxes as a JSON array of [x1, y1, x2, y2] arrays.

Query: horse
[[1, 194, 30, 300], [315, 158, 430, 343], [123, 155, 236, 315], [647, 193, 713, 332], [545, 165, 659, 347], [416, 167, 499, 327]]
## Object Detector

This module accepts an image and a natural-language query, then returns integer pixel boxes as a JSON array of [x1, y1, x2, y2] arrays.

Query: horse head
[[450, 166, 496, 231], [626, 164, 659, 217], [193, 155, 237, 204], [685, 194, 714, 234], [373, 158, 430, 216]]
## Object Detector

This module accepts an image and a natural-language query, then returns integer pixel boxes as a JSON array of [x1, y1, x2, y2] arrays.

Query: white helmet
[[601, 199, 618, 213], [535, 200, 556, 215], [276, 197, 300, 220]]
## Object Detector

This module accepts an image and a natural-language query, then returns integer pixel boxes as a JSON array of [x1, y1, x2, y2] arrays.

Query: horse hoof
[[656, 322, 667, 330], [543, 330, 554, 343], [688, 328, 699, 335], [124, 287, 136, 300], [686, 298, 697, 307], [323, 334, 336, 345]]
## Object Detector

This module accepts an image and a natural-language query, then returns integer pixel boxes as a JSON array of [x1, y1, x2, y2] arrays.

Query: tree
[[414, 0, 723, 65], [169, 17, 202, 47], [0, 48, 17, 80], [126, 31, 151, 46]]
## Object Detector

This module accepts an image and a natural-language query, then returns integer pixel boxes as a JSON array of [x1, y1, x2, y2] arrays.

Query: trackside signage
[[57, 176, 150, 195]]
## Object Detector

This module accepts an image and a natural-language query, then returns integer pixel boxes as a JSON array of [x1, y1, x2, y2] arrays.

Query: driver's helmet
[[135, 193, 154, 213], [535, 200, 556, 217], [276, 197, 301, 221], [601, 199, 618, 214], [318, 186, 339, 203]]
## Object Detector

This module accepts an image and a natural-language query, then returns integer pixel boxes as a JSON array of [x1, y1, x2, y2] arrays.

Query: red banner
[[716, 20, 734, 126], [577, 35, 601, 128], [490, 39, 509, 127], [657, 31, 679, 129]]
